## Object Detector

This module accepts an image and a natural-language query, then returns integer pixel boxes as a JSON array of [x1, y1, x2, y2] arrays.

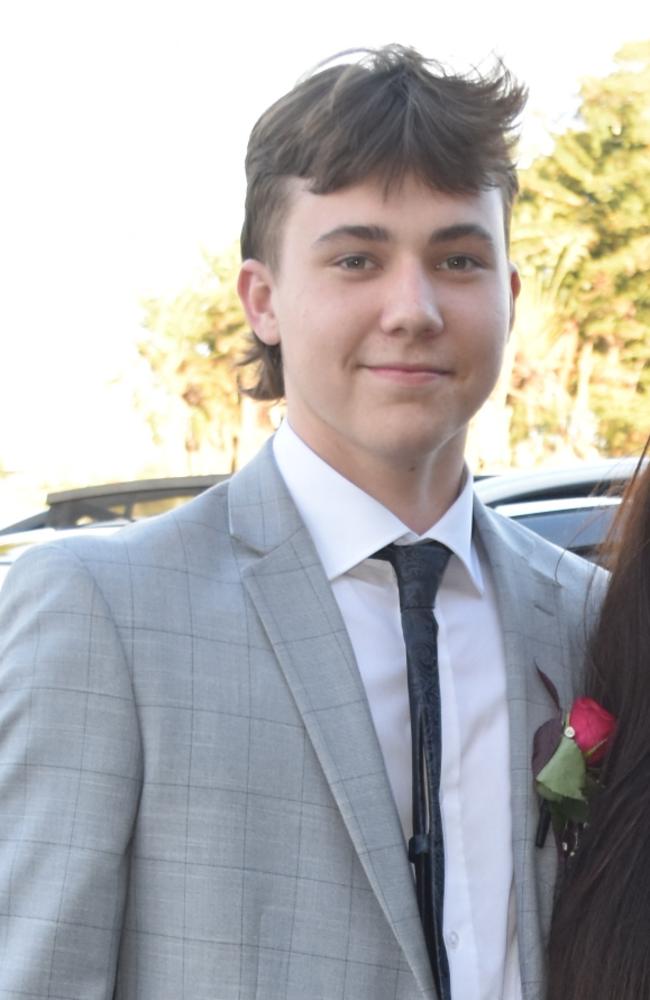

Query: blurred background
[[1, 0, 649, 524]]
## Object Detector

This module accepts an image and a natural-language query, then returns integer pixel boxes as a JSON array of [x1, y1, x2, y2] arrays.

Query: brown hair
[[238, 45, 527, 400], [547, 445, 650, 999]]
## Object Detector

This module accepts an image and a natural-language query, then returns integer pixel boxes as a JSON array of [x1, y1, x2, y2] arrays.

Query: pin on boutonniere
[[532, 669, 616, 858]]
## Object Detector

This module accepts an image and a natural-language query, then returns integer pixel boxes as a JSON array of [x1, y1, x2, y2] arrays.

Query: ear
[[237, 259, 280, 345], [507, 263, 521, 335]]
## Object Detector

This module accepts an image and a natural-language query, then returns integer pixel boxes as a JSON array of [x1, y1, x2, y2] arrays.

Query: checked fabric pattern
[[0, 439, 604, 1000]]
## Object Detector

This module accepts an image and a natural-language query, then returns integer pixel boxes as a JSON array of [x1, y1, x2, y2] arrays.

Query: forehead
[[277, 175, 509, 257]]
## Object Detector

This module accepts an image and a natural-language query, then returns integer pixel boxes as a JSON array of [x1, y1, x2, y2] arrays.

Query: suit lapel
[[228, 443, 436, 997], [474, 500, 579, 998]]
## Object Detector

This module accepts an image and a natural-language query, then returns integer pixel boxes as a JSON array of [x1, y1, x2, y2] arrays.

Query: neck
[[316, 442, 466, 535], [357, 466, 465, 534]]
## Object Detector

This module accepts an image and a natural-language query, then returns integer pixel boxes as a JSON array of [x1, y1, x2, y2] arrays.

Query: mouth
[[363, 363, 452, 385]]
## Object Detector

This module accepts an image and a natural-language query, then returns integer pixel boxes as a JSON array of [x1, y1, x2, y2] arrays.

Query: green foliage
[[138, 247, 248, 471], [511, 41, 650, 458]]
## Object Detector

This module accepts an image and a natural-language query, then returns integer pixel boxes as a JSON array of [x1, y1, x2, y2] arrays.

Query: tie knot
[[373, 541, 451, 611]]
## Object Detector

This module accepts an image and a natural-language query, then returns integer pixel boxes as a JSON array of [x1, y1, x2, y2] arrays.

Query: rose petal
[[568, 697, 616, 762]]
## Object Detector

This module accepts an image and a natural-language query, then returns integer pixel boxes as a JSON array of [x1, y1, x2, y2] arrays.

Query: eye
[[336, 254, 375, 271], [438, 254, 480, 271]]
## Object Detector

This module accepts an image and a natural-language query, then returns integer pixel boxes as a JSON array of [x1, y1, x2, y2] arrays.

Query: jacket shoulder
[[474, 497, 608, 591]]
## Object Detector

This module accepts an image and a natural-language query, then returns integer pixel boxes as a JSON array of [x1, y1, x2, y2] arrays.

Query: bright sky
[[1, 0, 649, 518]]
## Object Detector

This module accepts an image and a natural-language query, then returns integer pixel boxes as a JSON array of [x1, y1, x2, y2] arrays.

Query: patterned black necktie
[[374, 541, 452, 1000]]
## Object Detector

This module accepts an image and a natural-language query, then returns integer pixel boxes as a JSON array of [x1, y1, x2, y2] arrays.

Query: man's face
[[239, 175, 519, 482]]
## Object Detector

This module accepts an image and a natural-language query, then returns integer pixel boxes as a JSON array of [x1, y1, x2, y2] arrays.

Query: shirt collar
[[272, 420, 484, 594]]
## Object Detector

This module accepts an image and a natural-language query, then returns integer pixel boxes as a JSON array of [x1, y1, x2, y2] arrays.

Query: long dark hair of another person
[[547, 443, 650, 1000]]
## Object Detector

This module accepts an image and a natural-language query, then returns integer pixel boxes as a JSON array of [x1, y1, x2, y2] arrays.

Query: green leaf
[[549, 797, 590, 828], [536, 734, 586, 803]]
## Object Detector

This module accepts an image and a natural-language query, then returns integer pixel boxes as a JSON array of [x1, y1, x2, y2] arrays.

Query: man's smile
[[362, 362, 453, 385]]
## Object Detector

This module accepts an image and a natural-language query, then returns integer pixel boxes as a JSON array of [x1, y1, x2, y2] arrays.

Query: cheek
[[277, 320, 334, 398], [465, 298, 510, 361], [457, 330, 508, 394], [477, 333, 508, 376]]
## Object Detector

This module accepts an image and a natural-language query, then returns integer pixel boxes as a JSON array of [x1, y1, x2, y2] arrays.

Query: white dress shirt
[[273, 420, 522, 1000]]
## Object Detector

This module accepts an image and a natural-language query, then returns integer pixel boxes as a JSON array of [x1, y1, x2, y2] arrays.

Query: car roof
[[0, 475, 228, 534], [475, 457, 645, 506], [45, 475, 223, 505]]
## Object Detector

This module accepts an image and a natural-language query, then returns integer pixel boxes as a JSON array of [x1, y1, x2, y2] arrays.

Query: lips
[[370, 363, 450, 373], [363, 362, 452, 384]]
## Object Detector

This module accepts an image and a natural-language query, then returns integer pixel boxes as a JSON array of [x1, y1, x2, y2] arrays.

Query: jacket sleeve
[[0, 543, 143, 997]]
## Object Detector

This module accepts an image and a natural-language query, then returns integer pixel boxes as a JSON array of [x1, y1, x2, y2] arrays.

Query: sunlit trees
[[509, 40, 650, 462], [137, 247, 276, 472]]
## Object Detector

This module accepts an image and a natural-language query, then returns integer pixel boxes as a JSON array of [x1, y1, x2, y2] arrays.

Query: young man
[[0, 47, 601, 999]]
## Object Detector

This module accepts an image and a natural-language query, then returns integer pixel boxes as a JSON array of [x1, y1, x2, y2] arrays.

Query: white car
[[475, 457, 644, 564]]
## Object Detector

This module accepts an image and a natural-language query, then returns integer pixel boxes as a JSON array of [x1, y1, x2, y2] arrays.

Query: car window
[[504, 503, 617, 566]]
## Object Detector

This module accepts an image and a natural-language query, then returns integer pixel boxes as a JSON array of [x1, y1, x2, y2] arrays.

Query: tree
[[509, 40, 650, 462], [137, 247, 276, 473]]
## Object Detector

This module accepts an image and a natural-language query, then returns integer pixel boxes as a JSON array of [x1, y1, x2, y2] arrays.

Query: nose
[[379, 260, 443, 337]]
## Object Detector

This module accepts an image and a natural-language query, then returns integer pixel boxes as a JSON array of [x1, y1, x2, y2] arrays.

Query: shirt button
[[448, 931, 460, 949]]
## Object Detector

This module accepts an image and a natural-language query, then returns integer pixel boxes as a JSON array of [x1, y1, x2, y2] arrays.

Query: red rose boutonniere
[[532, 670, 616, 857]]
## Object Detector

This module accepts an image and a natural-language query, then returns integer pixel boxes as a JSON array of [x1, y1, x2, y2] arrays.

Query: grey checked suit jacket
[[0, 442, 603, 999]]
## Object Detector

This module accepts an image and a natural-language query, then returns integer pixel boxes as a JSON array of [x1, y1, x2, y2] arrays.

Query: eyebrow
[[313, 222, 496, 248], [313, 225, 390, 246], [429, 223, 496, 247]]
